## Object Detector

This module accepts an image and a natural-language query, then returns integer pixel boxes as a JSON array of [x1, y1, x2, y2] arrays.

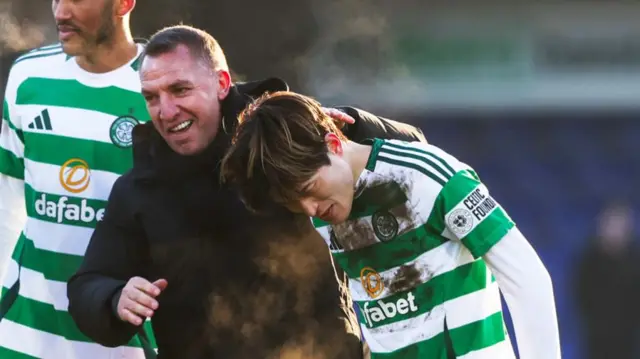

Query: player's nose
[[53, 0, 73, 22], [299, 198, 318, 217]]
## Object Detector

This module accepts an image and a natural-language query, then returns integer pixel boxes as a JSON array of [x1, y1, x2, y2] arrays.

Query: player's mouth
[[57, 25, 80, 41], [319, 205, 334, 221], [168, 120, 194, 134]]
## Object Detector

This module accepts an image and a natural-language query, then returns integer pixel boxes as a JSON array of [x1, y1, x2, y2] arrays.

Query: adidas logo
[[28, 109, 53, 130]]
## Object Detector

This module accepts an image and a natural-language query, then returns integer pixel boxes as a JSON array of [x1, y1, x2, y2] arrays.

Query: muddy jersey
[[313, 138, 516, 359]]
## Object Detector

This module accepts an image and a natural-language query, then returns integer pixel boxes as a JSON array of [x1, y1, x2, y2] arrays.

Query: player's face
[[52, 0, 117, 56], [287, 152, 355, 224], [140, 45, 231, 156]]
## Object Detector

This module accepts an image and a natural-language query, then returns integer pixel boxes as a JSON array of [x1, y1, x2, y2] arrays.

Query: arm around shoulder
[[335, 106, 427, 144], [67, 173, 146, 347]]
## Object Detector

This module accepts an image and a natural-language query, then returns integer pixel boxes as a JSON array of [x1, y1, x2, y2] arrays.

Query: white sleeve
[[0, 175, 25, 282], [483, 227, 562, 359], [0, 67, 27, 283]]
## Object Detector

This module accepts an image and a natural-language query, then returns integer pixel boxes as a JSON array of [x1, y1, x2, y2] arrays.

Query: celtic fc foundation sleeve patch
[[442, 170, 515, 258]]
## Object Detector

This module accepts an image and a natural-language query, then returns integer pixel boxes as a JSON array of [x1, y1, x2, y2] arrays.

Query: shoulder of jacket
[[235, 77, 289, 98], [111, 167, 138, 195]]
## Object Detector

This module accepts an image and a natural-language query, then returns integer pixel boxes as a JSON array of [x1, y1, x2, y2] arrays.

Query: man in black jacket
[[67, 25, 426, 359]]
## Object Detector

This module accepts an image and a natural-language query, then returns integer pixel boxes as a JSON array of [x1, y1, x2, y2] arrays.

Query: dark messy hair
[[221, 91, 346, 213]]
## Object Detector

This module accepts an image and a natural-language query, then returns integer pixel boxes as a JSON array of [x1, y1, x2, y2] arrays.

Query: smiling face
[[140, 44, 230, 155]]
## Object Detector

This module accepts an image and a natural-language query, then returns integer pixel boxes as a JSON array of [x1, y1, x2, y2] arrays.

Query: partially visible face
[[140, 45, 230, 156], [285, 152, 355, 224], [598, 203, 634, 250], [52, 0, 116, 56]]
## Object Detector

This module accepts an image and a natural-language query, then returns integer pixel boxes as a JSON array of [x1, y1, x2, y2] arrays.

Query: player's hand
[[116, 276, 168, 326], [322, 107, 355, 130]]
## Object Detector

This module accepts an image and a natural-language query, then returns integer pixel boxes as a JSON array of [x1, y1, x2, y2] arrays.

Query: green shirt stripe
[[440, 170, 514, 257], [24, 132, 133, 175], [16, 46, 62, 59], [25, 184, 107, 229], [440, 170, 478, 212], [11, 234, 82, 283], [370, 312, 505, 359], [379, 147, 452, 180], [130, 53, 143, 71], [448, 311, 507, 357], [365, 138, 385, 171], [313, 180, 411, 229], [14, 50, 64, 65], [425, 192, 447, 239], [16, 78, 150, 120], [333, 225, 446, 278], [349, 181, 408, 221], [3, 99, 24, 143], [377, 156, 446, 187], [0, 146, 24, 179], [0, 288, 149, 347], [384, 141, 457, 177], [18, 44, 61, 58], [356, 260, 490, 328], [313, 218, 329, 228], [461, 207, 514, 258]]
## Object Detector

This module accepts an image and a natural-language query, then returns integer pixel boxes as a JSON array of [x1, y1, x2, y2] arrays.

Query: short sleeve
[[441, 169, 515, 258]]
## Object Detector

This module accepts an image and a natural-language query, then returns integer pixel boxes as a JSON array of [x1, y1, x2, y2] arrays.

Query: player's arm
[[67, 174, 147, 347], [0, 66, 27, 283], [334, 106, 427, 144], [482, 228, 560, 359], [442, 169, 560, 359]]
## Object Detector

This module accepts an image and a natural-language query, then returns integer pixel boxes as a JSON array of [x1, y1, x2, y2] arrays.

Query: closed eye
[[299, 181, 315, 196]]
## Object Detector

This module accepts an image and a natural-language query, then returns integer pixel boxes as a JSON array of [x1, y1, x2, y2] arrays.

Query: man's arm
[[483, 228, 560, 359], [336, 106, 427, 144], [67, 174, 146, 347], [442, 169, 560, 359], [0, 67, 27, 283]]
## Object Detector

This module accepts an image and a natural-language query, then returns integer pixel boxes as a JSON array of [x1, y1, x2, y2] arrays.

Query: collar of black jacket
[[130, 77, 289, 183]]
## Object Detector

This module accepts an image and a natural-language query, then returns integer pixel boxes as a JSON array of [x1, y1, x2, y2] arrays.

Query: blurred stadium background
[[2, 0, 639, 358]]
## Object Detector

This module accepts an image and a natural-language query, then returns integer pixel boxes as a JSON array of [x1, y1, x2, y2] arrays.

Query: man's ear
[[217, 70, 232, 101], [117, 0, 136, 17], [325, 133, 343, 156]]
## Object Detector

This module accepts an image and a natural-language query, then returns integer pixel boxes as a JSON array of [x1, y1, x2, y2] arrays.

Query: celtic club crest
[[109, 116, 139, 148], [372, 210, 399, 242]]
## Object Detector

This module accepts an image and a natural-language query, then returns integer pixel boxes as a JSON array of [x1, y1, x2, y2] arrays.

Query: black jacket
[[67, 78, 426, 359]]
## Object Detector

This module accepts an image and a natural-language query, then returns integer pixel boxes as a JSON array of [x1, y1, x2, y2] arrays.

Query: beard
[[94, 2, 116, 47], [62, 0, 116, 57]]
